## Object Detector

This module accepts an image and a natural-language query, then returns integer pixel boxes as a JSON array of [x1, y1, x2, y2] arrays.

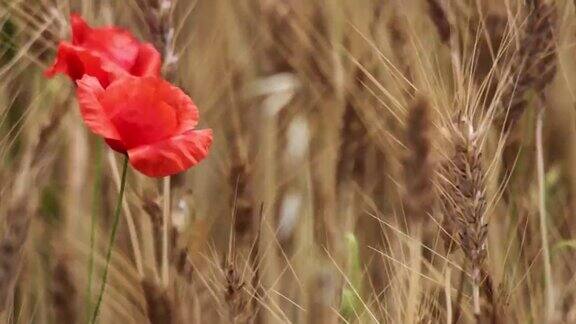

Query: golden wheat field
[[2, 0, 576, 323]]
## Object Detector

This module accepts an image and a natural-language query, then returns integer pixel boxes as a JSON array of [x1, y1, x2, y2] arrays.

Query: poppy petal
[[131, 43, 162, 77], [105, 138, 128, 153], [101, 77, 179, 148], [82, 27, 140, 71], [44, 42, 82, 79], [127, 129, 213, 177], [44, 42, 127, 85], [156, 79, 199, 133], [76, 75, 122, 142], [71, 13, 90, 44], [47, 14, 160, 85]]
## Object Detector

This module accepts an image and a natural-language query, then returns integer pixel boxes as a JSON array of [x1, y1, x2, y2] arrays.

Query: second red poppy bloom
[[46, 14, 161, 86], [77, 75, 213, 177]]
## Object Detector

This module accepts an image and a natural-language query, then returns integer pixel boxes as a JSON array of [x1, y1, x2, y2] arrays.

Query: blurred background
[[1, 0, 576, 323]]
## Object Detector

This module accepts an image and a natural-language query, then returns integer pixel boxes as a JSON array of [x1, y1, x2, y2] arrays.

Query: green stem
[[90, 155, 129, 324], [86, 140, 103, 321]]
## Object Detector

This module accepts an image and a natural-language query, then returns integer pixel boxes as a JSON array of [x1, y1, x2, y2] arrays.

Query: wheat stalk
[[142, 278, 174, 324], [501, 0, 557, 133], [0, 98, 68, 312], [440, 116, 489, 321], [50, 252, 78, 323], [501, 1, 558, 319], [141, 0, 179, 289], [403, 97, 435, 230]]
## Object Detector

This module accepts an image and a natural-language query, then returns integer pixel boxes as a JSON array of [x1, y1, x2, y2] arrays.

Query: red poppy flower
[[76, 75, 213, 177], [45, 14, 161, 86]]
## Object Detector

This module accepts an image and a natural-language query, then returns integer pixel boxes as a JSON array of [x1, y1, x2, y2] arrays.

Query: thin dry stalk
[[536, 105, 553, 321], [143, 195, 164, 273], [303, 6, 346, 322], [162, 177, 171, 288], [445, 268, 452, 324], [247, 205, 264, 323], [143, 0, 179, 288], [227, 71, 257, 249]]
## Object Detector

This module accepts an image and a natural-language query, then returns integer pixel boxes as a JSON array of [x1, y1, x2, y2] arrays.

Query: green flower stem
[[86, 140, 103, 321], [90, 154, 129, 324]]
